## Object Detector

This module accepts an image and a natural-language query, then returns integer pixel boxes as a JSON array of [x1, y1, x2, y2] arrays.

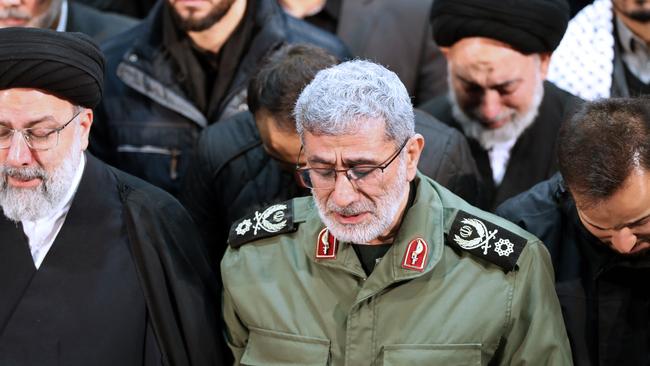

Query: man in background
[[549, 0, 650, 100], [92, 0, 348, 195], [421, 0, 580, 209], [0, 0, 136, 42], [181, 44, 481, 266], [497, 97, 650, 365], [278, 0, 447, 104]]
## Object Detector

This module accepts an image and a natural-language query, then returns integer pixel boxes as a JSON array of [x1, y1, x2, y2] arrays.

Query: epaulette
[[228, 200, 297, 248], [446, 210, 528, 272]]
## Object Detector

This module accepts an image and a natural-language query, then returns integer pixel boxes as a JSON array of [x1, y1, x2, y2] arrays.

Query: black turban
[[0, 27, 105, 108], [431, 0, 570, 54]]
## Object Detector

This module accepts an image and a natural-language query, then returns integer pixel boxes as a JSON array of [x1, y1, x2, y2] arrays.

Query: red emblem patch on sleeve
[[315, 228, 338, 259], [401, 238, 428, 271]]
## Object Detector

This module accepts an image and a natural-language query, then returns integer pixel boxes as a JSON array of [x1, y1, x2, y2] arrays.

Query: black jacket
[[420, 81, 581, 209], [180, 109, 482, 266], [67, 1, 137, 43], [496, 173, 650, 366], [0, 154, 222, 365], [91, 0, 349, 195]]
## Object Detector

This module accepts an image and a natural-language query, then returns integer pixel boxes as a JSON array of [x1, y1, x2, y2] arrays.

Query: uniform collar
[[305, 172, 447, 288]]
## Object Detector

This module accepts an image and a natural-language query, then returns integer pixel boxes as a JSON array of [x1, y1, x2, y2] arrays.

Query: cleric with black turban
[[430, 0, 570, 55], [420, 0, 580, 211], [0, 27, 222, 366]]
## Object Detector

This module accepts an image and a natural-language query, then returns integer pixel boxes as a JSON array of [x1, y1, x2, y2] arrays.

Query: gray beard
[[0, 135, 82, 223], [313, 156, 408, 244], [449, 79, 545, 151]]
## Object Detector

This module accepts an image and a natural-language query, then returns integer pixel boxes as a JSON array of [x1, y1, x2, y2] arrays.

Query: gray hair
[[294, 60, 415, 146]]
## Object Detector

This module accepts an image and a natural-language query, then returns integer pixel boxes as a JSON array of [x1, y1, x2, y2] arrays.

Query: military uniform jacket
[[221, 173, 572, 365]]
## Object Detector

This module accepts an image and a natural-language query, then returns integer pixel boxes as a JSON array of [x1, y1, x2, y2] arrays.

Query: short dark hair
[[247, 43, 338, 131], [558, 97, 650, 205]]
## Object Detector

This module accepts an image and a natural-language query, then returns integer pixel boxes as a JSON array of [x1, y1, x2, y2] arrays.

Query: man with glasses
[[221, 60, 572, 364], [180, 44, 481, 267], [0, 28, 221, 365]]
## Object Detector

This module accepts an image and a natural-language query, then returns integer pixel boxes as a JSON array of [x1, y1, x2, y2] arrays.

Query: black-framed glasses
[[296, 138, 409, 190], [0, 111, 81, 151]]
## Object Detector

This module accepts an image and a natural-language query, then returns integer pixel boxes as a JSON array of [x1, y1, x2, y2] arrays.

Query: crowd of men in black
[[0, 0, 648, 365]]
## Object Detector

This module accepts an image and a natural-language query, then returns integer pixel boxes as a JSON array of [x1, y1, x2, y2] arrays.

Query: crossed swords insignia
[[453, 218, 499, 255], [235, 204, 287, 237]]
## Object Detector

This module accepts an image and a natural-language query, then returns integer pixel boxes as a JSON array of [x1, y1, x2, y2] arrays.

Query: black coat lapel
[[0, 210, 36, 335], [38, 154, 122, 270]]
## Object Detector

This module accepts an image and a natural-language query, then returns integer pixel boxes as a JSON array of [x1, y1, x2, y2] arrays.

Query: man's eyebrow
[[619, 213, 650, 230], [0, 116, 58, 128], [457, 75, 521, 90], [307, 155, 381, 167], [307, 155, 335, 165], [584, 213, 650, 231], [342, 157, 380, 166]]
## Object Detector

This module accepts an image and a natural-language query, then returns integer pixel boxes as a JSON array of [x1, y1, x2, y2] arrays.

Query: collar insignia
[[401, 237, 429, 271], [448, 210, 527, 271], [315, 228, 338, 259]]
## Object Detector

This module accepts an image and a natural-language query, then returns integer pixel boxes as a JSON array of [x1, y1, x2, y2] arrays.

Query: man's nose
[[479, 90, 503, 122], [330, 172, 359, 208], [610, 227, 638, 254], [6, 132, 34, 167]]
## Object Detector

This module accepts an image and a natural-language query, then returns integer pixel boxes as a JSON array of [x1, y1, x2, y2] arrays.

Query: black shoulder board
[[228, 201, 296, 248], [447, 210, 528, 272]]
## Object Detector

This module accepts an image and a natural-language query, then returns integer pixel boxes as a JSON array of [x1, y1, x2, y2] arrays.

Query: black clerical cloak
[[0, 154, 222, 365]]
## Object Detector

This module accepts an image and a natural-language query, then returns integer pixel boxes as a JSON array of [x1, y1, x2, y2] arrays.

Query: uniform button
[[128, 53, 139, 63]]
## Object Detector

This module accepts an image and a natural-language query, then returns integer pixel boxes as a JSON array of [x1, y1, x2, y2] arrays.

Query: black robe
[[419, 81, 582, 210], [0, 154, 222, 365]]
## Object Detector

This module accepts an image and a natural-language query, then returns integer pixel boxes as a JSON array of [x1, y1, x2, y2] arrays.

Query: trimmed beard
[[313, 154, 409, 244], [170, 0, 237, 32], [449, 71, 545, 151], [0, 128, 82, 223]]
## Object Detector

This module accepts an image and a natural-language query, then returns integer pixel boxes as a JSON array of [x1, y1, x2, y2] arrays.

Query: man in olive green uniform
[[221, 60, 572, 365]]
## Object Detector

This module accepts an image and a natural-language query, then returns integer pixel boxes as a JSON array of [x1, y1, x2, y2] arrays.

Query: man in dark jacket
[[496, 98, 650, 365], [181, 44, 481, 266], [91, 0, 349, 195], [0, 28, 221, 365], [421, 0, 581, 209], [0, 0, 137, 43], [278, 0, 448, 104]]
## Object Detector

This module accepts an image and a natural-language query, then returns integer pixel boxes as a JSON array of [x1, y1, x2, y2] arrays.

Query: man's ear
[[440, 46, 450, 60], [538, 52, 552, 79], [405, 133, 425, 181], [79, 108, 93, 151]]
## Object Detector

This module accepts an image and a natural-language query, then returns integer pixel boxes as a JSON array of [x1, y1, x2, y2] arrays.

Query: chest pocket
[[383, 344, 482, 366], [241, 327, 330, 366]]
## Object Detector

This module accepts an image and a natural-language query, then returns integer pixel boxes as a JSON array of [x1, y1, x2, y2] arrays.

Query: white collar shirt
[[21, 154, 85, 269], [487, 138, 517, 186], [56, 0, 68, 32]]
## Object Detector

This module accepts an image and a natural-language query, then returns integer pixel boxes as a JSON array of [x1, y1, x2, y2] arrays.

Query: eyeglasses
[[296, 138, 408, 190], [0, 111, 81, 151]]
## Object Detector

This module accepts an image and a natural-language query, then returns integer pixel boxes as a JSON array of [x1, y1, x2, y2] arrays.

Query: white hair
[[294, 60, 415, 146]]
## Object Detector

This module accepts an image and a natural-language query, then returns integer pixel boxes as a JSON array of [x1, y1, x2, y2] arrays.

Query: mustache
[[0, 165, 48, 185], [327, 199, 375, 217], [0, 8, 31, 21]]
